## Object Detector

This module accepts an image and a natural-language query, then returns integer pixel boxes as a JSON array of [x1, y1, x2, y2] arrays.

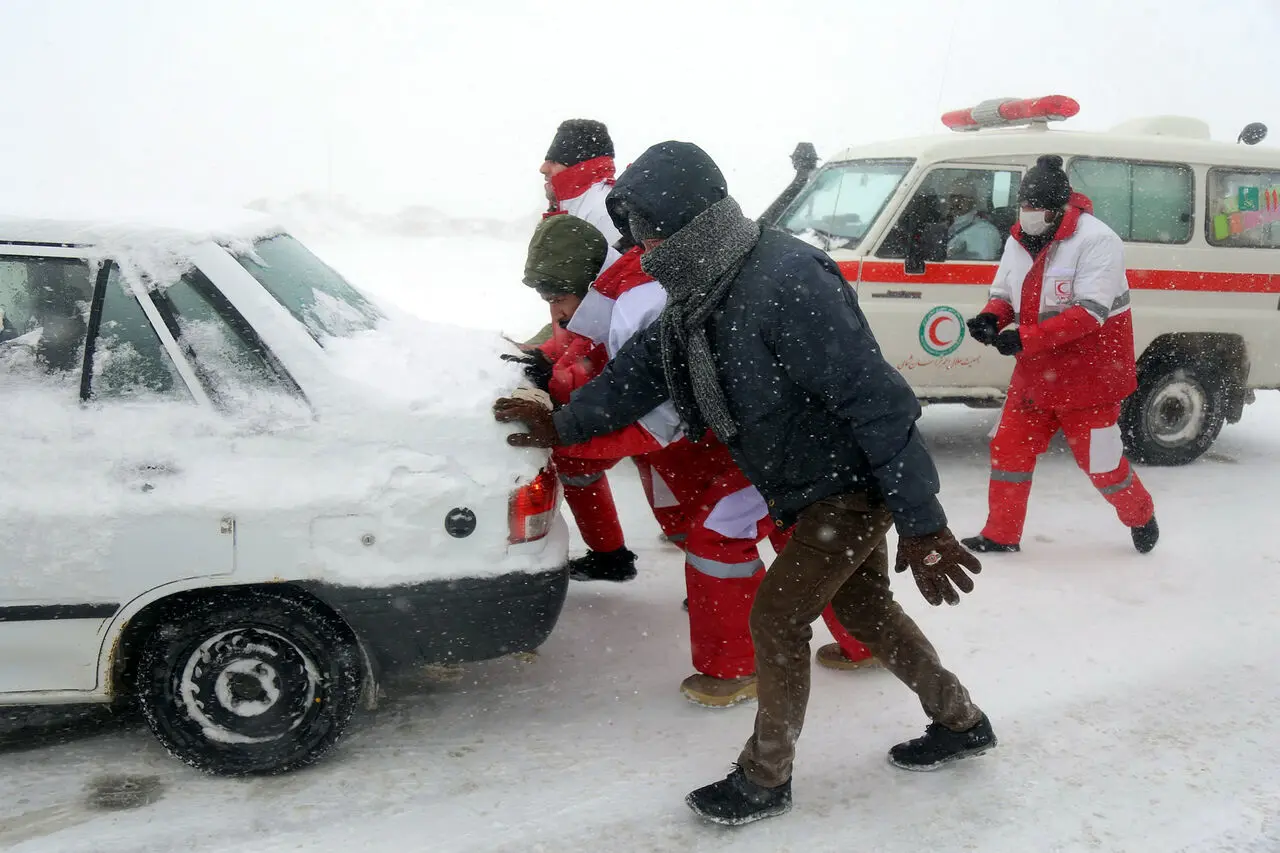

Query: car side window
[[1067, 157, 1194, 244], [0, 256, 95, 387], [90, 265, 189, 400], [153, 266, 300, 408], [876, 167, 1022, 261]]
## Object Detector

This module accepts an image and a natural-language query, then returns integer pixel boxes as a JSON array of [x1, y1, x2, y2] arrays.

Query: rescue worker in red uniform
[[563, 196, 878, 675], [514, 215, 636, 581], [541, 118, 624, 249], [501, 206, 877, 707], [963, 155, 1159, 555], [533, 118, 688, 546]]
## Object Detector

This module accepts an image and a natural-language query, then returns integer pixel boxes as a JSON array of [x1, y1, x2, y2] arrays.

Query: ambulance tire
[[1120, 362, 1226, 466]]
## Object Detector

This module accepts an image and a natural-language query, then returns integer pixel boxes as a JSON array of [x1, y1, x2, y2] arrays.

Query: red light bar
[[942, 96, 1080, 132]]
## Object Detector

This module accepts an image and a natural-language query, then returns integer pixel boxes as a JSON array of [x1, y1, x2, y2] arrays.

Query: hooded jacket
[[552, 143, 947, 536], [983, 192, 1137, 410]]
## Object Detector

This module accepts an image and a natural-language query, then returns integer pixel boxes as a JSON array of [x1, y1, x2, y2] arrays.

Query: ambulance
[[764, 96, 1280, 465]]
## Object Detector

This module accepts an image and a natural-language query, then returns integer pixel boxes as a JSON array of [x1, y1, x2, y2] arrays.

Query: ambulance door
[[860, 163, 1024, 397]]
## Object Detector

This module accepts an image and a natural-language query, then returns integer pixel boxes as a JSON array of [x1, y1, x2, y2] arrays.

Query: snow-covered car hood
[[0, 313, 542, 520]]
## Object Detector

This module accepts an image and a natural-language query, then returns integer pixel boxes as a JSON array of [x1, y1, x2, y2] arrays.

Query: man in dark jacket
[[494, 141, 996, 827]]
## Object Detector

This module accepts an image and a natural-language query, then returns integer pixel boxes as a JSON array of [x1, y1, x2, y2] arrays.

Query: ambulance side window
[[876, 167, 1021, 261], [1067, 158, 1193, 244], [1206, 168, 1280, 248]]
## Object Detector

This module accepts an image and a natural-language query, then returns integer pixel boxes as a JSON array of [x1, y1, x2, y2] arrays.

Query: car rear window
[[234, 234, 381, 344]]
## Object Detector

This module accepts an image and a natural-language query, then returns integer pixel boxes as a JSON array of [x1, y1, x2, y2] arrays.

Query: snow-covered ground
[[2, 230, 1279, 853]]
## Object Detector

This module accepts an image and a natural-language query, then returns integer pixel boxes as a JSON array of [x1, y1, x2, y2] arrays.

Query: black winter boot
[[888, 714, 997, 771], [1131, 516, 1159, 554], [567, 548, 637, 582], [961, 535, 1020, 553], [685, 766, 792, 826]]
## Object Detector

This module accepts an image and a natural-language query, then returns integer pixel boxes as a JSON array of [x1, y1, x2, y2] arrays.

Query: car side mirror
[[905, 222, 950, 275]]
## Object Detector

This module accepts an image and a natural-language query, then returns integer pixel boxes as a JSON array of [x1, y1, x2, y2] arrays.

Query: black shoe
[[567, 548, 637, 582], [1131, 516, 1159, 554], [888, 714, 997, 771], [685, 765, 792, 826], [961, 535, 1020, 553]]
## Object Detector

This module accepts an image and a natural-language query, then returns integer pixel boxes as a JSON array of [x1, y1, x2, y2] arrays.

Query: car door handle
[[133, 463, 180, 477], [128, 462, 180, 492]]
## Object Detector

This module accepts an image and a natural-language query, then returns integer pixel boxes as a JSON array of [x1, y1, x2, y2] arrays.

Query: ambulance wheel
[[1121, 363, 1225, 466], [136, 589, 362, 776]]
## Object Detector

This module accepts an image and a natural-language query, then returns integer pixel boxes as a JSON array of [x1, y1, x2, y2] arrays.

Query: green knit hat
[[522, 215, 607, 298]]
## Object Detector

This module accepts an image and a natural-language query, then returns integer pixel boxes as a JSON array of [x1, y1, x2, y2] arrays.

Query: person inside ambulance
[[962, 154, 1160, 555], [944, 174, 1002, 261]]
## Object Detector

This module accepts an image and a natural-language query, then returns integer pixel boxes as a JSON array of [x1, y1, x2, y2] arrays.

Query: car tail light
[[941, 95, 1080, 132], [508, 467, 559, 545]]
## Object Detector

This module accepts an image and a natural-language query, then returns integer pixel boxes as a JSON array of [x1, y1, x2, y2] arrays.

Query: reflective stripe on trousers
[[1098, 470, 1133, 496], [687, 552, 765, 579], [559, 471, 605, 488]]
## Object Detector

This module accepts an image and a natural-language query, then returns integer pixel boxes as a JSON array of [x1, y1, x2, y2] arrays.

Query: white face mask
[[1019, 209, 1054, 236]]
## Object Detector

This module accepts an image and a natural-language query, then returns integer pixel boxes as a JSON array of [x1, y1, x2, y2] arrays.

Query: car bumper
[[295, 565, 569, 677]]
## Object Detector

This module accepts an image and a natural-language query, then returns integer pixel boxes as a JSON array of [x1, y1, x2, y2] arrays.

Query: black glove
[[894, 527, 982, 606], [966, 313, 1000, 346], [493, 398, 560, 448], [500, 351, 553, 393], [992, 328, 1023, 356]]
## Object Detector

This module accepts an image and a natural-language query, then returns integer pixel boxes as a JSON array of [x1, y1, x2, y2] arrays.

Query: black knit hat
[[1018, 155, 1072, 209], [545, 119, 614, 167]]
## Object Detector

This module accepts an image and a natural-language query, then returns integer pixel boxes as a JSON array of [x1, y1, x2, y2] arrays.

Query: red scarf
[[550, 156, 616, 204], [1013, 192, 1092, 326], [590, 246, 651, 299]]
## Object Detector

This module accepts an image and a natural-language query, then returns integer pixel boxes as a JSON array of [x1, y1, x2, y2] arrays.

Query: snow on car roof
[[0, 203, 281, 249]]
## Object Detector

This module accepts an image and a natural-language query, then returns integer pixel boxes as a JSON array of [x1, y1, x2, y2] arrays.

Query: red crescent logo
[[927, 315, 954, 348]]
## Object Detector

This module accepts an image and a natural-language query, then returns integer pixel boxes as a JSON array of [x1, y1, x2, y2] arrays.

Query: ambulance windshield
[[778, 159, 913, 251]]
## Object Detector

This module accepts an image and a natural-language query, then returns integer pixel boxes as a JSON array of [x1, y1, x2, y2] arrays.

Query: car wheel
[[136, 589, 362, 776], [1120, 363, 1225, 466]]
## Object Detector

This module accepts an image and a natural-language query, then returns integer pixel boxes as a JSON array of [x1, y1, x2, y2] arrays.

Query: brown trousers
[[737, 492, 983, 787]]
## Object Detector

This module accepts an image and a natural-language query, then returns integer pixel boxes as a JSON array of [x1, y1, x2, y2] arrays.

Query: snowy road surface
[[2, 232, 1279, 852]]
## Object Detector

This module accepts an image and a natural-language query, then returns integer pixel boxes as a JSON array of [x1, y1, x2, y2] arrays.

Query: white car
[[0, 207, 568, 775]]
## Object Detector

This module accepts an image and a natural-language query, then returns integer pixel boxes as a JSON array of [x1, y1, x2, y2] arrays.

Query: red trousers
[[640, 440, 768, 679], [552, 453, 626, 554], [982, 399, 1156, 545], [633, 456, 689, 540]]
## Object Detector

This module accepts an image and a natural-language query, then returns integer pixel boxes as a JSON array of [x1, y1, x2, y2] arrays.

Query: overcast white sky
[[1, 0, 1276, 219]]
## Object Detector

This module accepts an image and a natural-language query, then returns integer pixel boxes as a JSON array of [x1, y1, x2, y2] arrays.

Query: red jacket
[[983, 193, 1137, 411], [555, 248, 676, 461], [548, 332, 608, 406]]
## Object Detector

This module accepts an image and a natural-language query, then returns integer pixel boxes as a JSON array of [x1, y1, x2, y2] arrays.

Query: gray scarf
[[641, 197, 760, 443]]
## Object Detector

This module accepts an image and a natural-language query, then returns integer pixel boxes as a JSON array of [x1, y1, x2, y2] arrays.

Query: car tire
[[1120, 362, 1226, 466], [136, 589, 362, 776]]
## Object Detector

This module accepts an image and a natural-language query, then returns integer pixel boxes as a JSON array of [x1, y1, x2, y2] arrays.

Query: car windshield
[[777, 159, 914, 251], [234, 234, 381, 344]]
